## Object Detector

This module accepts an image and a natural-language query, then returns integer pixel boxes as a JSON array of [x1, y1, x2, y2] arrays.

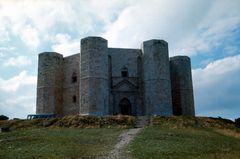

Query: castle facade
[[36, 37, 195, 116]]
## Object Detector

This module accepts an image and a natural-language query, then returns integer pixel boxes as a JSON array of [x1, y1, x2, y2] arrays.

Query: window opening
[[121, 66, 128, 77], [72, 72, 77, 83], [73, 95, 76, 103]]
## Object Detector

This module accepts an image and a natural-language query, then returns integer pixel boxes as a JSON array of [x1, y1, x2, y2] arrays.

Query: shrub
[[216, 116, 234, 124], [235, 118, 240, 128], [0, 115, 9, 120]]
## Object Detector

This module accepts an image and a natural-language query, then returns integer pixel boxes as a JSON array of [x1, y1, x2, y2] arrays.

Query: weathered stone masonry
[[36, 36, 195, 116]]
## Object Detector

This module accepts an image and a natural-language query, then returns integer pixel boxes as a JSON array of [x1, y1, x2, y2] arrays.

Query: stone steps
[[135, 116, 150, 128]]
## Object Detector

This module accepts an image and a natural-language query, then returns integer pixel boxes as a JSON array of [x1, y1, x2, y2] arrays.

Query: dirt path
[[105, 128, 142, 159]]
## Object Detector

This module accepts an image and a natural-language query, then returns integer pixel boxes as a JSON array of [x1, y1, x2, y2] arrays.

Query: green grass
[[127, 127, 240, 159], [0, 128, 122, 159], [1, 116, 239, 159]]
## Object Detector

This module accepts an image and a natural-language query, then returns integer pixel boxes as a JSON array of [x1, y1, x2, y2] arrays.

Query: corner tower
[[170, 56, 195, 116], [142, 40, 173, 116], [36, 52, 63, 116], [80, 37, 109, 115]]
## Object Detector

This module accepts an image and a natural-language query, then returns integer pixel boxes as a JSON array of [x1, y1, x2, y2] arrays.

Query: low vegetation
[[235, 117, 240, 128], [0, 115, 135, 131], [0, 115, 9, 121], [0, 115, 240, 159], [0, 115, 135, 158], [127, 116, 240, 159], [0, 128, 122, 159]]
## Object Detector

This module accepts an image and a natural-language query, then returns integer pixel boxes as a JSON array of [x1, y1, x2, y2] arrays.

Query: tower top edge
[[142, 39, 168, 46], [170, 55, 190, 61], [81, 36, 107, 42], [39, 52, 63, 57]]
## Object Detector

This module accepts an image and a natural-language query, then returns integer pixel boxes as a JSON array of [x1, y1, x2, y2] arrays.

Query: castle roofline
[[81, 36, 107, 42], [142, 39, 168, 45], [170, 55, 190, 61], [108, 47, 142, 51], [63, 53, 80, 58]]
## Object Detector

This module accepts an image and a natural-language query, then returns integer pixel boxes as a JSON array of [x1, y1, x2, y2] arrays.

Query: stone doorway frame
[[119, 98, 132, 115]]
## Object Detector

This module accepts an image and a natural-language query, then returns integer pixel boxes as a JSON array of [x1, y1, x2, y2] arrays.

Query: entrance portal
[[119, 98, 132, 115]]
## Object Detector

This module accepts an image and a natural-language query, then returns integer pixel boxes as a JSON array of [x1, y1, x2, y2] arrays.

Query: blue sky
[[0, 0, 239, 120]]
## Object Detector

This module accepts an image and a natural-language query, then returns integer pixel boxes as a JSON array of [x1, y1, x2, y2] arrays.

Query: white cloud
[[3, 56, 32, 67], [0, 47, 15, 58], [0, 0, 239, 54], [0, 1, 75, 49], [176, 16, 240, 56], [0, 94, 36, 119], [0, 0, 239, 119], [20, 25, 40, 49], [0, 26, 10, 42], [0, 70, 36, 92], [0, 70, 37, 118], [51, 33, 79, 56], [103, 0, 240, 56], [103, 0, 212, 48], [0, 0, 129, 49], [0, 47, 15, 51], [193, 54, 240, 119]]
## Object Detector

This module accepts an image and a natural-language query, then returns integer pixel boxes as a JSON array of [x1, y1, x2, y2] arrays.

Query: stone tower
[[170, 56, 195, 116], [142, 40, 173, 116], [36, 52, 63, 116], [36, 36, 195, 117], [80, 37, 109, 115]]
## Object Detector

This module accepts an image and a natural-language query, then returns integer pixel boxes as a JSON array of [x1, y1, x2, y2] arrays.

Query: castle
[[36, 37, 195, 117]]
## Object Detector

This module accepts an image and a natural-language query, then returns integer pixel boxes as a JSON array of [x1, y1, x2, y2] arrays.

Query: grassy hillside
[[127, 116, 240, 159], [0, 115, 134, 159], [0, 116, 240, 159], [0, 128, 122, 159]]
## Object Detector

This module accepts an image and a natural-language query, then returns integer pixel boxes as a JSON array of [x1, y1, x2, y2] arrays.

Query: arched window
[[121, 66, 128, 77], [71, 72, 77, 83], [72, 95, 76, 103]]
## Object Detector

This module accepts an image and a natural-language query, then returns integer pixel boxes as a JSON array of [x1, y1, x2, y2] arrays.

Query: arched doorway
[[119, 98, 132, 115]]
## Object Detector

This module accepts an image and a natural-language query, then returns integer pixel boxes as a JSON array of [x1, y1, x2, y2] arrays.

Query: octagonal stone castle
[[36, 37, 195, 117]]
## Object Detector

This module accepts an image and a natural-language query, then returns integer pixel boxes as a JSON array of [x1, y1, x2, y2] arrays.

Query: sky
[[0, 0, 239, 120]]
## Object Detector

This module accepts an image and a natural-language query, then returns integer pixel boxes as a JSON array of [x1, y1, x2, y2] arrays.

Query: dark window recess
[[73, 95, 77, 103], [121, 66, 128, 77], [72, 73, 77, 83]]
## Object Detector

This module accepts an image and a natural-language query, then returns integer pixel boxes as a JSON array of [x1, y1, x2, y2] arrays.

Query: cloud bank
[[0, 71, 36, 118], [0, 0, 239, 119], [193, 55, 240, 119]]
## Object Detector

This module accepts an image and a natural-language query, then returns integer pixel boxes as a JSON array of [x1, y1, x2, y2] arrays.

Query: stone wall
[[36, 52, 63, 116], [170, 56, 195, 116], [109, 48, 144, 115], [142, 40, 173, 116], [80, 37, 109, 116], [62, 53, 80, 116], [36, 36, 195, 117], [109, 48, 142, 77]]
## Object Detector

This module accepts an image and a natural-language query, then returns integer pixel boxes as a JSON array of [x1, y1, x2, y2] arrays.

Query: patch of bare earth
[[103, 128, 142, 159]]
